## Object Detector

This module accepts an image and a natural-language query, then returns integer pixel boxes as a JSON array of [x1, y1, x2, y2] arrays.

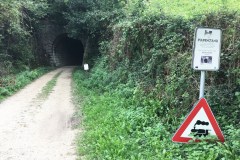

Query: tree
[[64, 0, 125, 38], [0, 0, 49, 74]]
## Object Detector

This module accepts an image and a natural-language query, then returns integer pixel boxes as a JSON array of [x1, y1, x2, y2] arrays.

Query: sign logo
[[172, 98, 225, 143], [191, 120, 209, 137], [204, 30, 212, 36]]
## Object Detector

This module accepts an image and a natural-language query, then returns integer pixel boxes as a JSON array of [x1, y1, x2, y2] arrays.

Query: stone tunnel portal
[[53, 35, 84, 66]]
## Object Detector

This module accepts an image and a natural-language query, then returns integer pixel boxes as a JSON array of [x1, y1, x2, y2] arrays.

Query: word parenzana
[[198, 38, 218, 43]]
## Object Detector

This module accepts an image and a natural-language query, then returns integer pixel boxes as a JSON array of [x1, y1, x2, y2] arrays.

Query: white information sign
[[84, 64, 89, 71], [192, 27, 222, 71]]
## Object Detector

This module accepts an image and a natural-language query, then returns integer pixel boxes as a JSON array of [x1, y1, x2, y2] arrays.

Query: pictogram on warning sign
[[172, 98, 225, 143]]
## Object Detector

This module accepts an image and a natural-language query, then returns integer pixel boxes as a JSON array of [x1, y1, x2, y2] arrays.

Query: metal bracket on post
[[199, 71, 206, 99]]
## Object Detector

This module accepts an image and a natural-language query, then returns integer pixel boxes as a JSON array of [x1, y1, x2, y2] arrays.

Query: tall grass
[[0, 67, 51, 101], [143, 0, 240, 18]]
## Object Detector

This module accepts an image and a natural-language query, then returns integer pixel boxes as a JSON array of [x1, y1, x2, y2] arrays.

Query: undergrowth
[[73, 69, 239, 160], [73, 10, 240, 159], [0, 67, 51, 101]]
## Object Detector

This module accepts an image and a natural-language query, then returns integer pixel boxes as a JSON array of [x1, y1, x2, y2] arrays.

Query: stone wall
[[39, 20, 88, 66]]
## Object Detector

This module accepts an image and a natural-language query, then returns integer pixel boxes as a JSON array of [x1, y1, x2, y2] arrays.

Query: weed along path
[[0, 67, 77, 160]]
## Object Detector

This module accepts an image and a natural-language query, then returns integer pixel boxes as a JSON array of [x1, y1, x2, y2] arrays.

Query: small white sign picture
[[84, 64, 89, 71], [192, 27, 222, 71]]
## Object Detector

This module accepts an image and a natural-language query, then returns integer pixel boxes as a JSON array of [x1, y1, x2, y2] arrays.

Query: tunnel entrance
[[53, 34, 84, 66]]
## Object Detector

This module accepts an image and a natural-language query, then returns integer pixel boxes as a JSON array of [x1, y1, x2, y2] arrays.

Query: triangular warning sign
[[172, 98, 224, 143]]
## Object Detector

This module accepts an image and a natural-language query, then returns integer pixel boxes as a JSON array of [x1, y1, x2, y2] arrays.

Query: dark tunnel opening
[[54, 35, 84, 66]]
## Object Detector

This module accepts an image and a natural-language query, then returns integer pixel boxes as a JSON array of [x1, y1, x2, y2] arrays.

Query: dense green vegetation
[[0, 0, 49, 72], [0, 67, 50, 100], [144, 0, 240, 18], [71, 0, 240, 159], [0, 0, 63, 100], [0, 0, 50, 99], [74, 69, 239, 159]]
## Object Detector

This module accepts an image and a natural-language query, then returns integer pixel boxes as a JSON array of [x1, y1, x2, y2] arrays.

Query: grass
[[144, 0, 240, 18], [0, 67, 52, 101], [37, 71, 62, 100], [73, 69, 240, 160]]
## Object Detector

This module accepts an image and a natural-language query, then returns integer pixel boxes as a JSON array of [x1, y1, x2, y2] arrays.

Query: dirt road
[[0, 67, 78, 160]]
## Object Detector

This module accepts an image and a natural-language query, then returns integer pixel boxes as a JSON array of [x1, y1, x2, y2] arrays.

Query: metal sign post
[[192, 27, 222, 99], [172, 27, 224, 143], [199, 71, 205, 99]]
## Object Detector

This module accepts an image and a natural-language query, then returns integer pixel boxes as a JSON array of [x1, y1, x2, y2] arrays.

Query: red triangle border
[[172, 98, 225, 143]]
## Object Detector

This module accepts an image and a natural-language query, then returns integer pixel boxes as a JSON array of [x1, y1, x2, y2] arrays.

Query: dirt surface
[[0, 67, 78, 160]]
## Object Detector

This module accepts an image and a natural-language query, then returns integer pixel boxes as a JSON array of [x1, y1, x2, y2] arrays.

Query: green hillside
[[144, 0, 240, 18]]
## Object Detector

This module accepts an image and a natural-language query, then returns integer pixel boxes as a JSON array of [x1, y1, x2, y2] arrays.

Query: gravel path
[[0, 67, 78, 160]]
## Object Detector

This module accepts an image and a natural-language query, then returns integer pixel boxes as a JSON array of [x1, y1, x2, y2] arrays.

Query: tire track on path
[[0, 66, 77, 160]]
